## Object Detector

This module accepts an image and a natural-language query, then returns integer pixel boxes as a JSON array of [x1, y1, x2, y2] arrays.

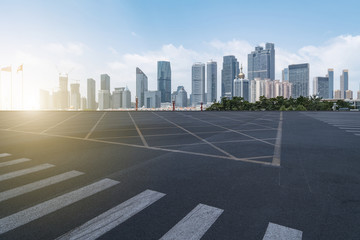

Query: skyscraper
[[282, 68, 289, 82], [288, 63, 310, 98], [233, 65, 250, 101], [157, 61, 171, 103], [39, 89, 50, 110], [207, 60, 217, 103], [136, 67, 148, 108], [327, 69, 334, 99], [248, 43, 275, 81], [221, 55, 239, 98], [112, 88, 124, 109], [340, 70, 349, 99], [70, 83, 81, 110], [192, 63, 206, 106], [334, 89, 341, 99], [122, 87, 131, 108], [313, 77, 329, 99], [100, 74, 110, 91], [345, 90, 353, 99], [87, 78, 96, 110], [144, 90, 161, 108], [175, 87, 188, 107], [58, 73, 69, 109]]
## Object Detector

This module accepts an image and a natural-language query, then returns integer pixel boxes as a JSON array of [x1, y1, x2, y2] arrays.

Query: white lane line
[[153, 112, 237, 159], [262, 222, 302, 240], [339, 127, 360, 130], [272, 112, 283, 166], [0, 163, 55, 182], [57, 189, 165, 240], [84, 112, 107, 139], [0, 158, 31, 168], [355, 134, 360, 136], [160, 204, 223, 240], [128, 112, 149, 147], [346, 130, 360, 133], [40, 112, 82, 134], [0, 178, 119, 234], [0, 170, 84, 202], [0, 153, 11, 158]]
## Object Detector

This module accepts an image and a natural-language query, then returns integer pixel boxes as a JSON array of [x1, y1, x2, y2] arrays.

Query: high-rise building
[[70, 83, 81, 110], [345, 90, 353, 99], [334, 89, 341, 99], [340, 70, 349, 99], [122, 87, 131, 108], [112, 87, 124, 109], [87, 78, 96, 110], [101, 74, 110, 91], [283, 81, 292, 99], [207, 60, 217, 103], [136, 67, 148, 108], [233, 65, 250, 101], [313, 77, 329, 99], [157, 61, 171, 103], [98, 90, 111, 110], [288, 63, 310, 98], [58, 73, 69, 109], [221, 56, 239, 98], [357, 90, 360, 100], [248, 43, 275, 81], [282, 68, 289, 82], [250, 80, 256, 103], [192, 62, 206, 106], [144, 90, 161, 108], [327, 69, 334, 99], [81, 97, 87, 110], [175, 87, 188, 107]]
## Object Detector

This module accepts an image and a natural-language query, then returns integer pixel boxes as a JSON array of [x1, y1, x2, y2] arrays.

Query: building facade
[[327, 69, 334, 99], [345, 90, 353, 99], [112, 87, 124, 109], [207, 60, 217, 103], [136, 67, 148, 108], [248, 43, 275, 81], [221, 55, 239, 98], [313, 77, 329, 99], [122, 87, 131, 108], [98, 90, 111, 110], [233, 66, 250, 101], [87, 78, 96, 110], [100, 74, 110, 91], [340, 70, 349, 99], [334, 89, 341, 99], [144, 90, 161, 108], [58, 74, 69, 109], [192, 63, 206, 106], [282, 68, 289, 82], [70, 83, 81, 110], [175, 87, 188, 107], [288, 63, 310, 98], [157, 61, 171, 103]]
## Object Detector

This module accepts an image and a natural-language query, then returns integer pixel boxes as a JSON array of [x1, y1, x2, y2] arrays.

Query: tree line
[[206, 96, 352, 111]]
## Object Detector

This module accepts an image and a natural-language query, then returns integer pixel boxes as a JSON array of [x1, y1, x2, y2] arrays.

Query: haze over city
[[1, 0, 360, 109]]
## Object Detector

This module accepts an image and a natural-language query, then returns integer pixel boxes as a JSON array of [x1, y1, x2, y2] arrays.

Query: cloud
[[131, 32, 137, 37], [44, 42, 86, 56]]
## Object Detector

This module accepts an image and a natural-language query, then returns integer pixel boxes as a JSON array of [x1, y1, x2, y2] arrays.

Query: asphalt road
[[0, 111, 359, 240]]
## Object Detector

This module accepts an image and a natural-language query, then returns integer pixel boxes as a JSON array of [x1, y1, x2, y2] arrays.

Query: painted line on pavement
[[128, 112, 149, 147], [0, 178, 119, 234], [84, 112, 107, 139], [57, 189, 165, 240], [0, 158, 31, 168], [160, 203, 223, 240], [272, 112, 283, 166], [0, 164, 55, 182], [0, 170, 84, 202], [0, 153, 11, 158], [262, 222, 302, 240], [40, 112, 82, 134]]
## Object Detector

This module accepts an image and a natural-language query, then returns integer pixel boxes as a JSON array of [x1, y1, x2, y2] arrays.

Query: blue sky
[[1, 0, 360, 108]]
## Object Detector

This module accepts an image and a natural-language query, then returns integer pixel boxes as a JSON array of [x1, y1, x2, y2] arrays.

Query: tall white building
[[192, 62, 206, 106], [87, 78, 96, 110], [136, 68, 148, 108], [112, 87, 124, 109], [70, 83, 81, 110], [233, 65, 250, 101], [122, 87, 131, 108], [144, 90, 161, 108], [98, 90, 111, 110], [207, 60, 217, 103], [175, 87, 188, 107]]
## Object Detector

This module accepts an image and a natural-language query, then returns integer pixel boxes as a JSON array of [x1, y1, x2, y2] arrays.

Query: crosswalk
[[305, 113, 360, 137], [0, 152, 303, 239]]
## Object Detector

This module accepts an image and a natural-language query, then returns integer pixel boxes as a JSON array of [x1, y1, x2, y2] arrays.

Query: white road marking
[[346, 130, 360, 133], [40, 112, 82, 134], [153, 112, 237, 159], [84, 112, 107, 139], [0, 178, 119, 234], [160, 203, 223, 240], [57, 189, 165, 240], [128, 112, 149, 147], [0, 163, 55, 182], [0, 158, 31, 168], [262, 222, 302, 240], [355, 134, 360, 136], [0, 170, 84, 202], [339, 127, 360, 130], [0, 153, 11, 158], [272, 112, 283, 166]]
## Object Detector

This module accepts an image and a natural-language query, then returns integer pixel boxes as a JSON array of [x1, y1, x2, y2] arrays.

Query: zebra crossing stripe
[[160, 204, 223, 240], [0, 153, 11, 158], [57, 189, 165, 240], [262, 222, 302, 240], [0, 170, 84, 202], [0, 164, 55, 182], [0, 178, 119, 234], [0, 158, 31, 168]]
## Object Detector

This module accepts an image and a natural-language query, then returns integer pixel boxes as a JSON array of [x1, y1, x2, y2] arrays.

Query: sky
[[0, 0, 360, 109]]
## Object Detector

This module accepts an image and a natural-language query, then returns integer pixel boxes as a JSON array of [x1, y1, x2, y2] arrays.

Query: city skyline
[[1, 0, 360, 109]]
